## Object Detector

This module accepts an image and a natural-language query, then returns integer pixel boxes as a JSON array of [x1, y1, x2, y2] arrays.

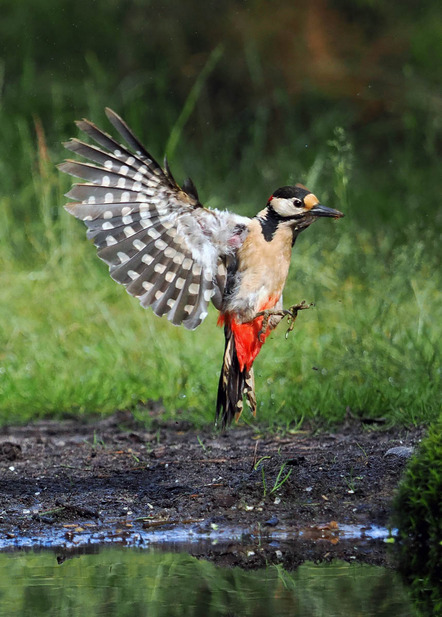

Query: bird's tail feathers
[[216, 328, 257, 428]]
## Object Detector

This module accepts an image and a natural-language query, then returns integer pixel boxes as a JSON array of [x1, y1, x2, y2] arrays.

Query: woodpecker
[[59, 109, 344, 427]]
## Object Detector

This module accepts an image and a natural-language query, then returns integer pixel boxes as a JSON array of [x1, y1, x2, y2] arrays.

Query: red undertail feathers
[[216, 297, 278, 427]]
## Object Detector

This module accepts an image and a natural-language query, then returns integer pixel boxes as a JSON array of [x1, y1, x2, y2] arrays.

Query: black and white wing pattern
[[59, 108, 249, 330]]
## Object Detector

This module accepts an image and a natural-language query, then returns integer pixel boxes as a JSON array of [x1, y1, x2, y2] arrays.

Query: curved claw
[[254, 302, 314, 341], [285, 301, 314, 338]]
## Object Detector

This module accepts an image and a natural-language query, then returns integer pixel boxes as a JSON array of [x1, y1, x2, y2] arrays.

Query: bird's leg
[[255, 309, 287, 341], [284, 301, 314, 338], [255, 301, 314, 341]]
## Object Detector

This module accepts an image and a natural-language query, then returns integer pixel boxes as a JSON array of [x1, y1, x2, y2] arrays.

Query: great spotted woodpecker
[[60, 109, 344, 427]]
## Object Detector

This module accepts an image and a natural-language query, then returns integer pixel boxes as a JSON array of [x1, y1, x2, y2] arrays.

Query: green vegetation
[[393, 419, 442, 615], [0, 114, 439, 428], [254, 457, 293, 497], [0, 551, 418, 616], [0, 1, 440, 428]]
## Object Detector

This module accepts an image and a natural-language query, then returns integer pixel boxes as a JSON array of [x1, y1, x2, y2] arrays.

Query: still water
[[0, 549, 417, 617]]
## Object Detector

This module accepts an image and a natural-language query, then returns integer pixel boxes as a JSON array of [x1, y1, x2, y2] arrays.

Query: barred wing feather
[[60, 108, 249, 330]]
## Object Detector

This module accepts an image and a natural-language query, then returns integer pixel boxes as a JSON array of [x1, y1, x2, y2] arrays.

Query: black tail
[[215, 327, 256, 428]]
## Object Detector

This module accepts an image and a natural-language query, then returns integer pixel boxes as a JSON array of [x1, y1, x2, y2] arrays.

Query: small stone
[[151, 446, 167, 459], [1, 442, 22, 462], [384, 446, 414, 459], [213, 492, 236, 508]]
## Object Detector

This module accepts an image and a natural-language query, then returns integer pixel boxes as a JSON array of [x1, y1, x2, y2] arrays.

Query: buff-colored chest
[[225, 219, 293, 319]]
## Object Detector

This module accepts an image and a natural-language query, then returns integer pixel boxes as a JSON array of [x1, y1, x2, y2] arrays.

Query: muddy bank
[[0, 412, 424, 567]]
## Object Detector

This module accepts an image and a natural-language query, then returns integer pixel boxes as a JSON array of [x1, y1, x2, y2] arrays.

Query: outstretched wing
[[59, 108, 249, 330]]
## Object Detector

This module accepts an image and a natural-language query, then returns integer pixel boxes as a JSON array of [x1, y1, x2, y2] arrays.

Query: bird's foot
[[255, 301, 314, 341], [283, 301, 314, 338]]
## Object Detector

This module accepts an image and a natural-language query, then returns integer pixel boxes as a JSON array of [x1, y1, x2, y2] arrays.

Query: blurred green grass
[[0, 89, 440, 428], [0, 0, 440, 427]]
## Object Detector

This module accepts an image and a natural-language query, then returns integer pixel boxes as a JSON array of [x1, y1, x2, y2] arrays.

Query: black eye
[[293, 198, 302, 206]]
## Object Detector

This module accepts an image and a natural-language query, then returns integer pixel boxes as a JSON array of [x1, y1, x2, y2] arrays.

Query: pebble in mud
[[384, 446, 414, 459]]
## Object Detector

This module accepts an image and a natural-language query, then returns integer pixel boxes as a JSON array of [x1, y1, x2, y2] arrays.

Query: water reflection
[[0, 549, 417, 617]]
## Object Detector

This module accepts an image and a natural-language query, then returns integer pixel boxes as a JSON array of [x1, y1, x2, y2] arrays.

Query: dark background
[[1, 0, 440, 228]]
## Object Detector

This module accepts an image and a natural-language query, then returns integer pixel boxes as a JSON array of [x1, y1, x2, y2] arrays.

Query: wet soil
[[0, 412, 424, 568]]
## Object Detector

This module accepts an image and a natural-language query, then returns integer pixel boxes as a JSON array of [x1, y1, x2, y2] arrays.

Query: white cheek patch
[[272, 198, 300, 218]]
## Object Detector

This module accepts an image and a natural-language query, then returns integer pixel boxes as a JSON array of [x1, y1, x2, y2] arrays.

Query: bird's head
[[266, 185, 344, 230]]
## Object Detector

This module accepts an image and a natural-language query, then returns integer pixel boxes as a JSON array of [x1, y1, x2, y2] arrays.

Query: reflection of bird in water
[[60, 109, 343, 427]]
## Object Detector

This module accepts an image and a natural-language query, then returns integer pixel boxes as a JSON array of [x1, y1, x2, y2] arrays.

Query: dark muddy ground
[[0, 411, 424, 568]]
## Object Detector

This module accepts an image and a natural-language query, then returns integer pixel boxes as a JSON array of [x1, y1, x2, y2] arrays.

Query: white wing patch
[[60, 108, 250, 329]]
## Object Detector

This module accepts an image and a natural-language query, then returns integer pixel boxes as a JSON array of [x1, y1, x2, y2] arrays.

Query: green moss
[[393, 419, 442, 615]]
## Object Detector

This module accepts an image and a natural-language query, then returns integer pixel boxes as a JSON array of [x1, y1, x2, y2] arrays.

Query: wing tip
[[105, 107, 118, 122]]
